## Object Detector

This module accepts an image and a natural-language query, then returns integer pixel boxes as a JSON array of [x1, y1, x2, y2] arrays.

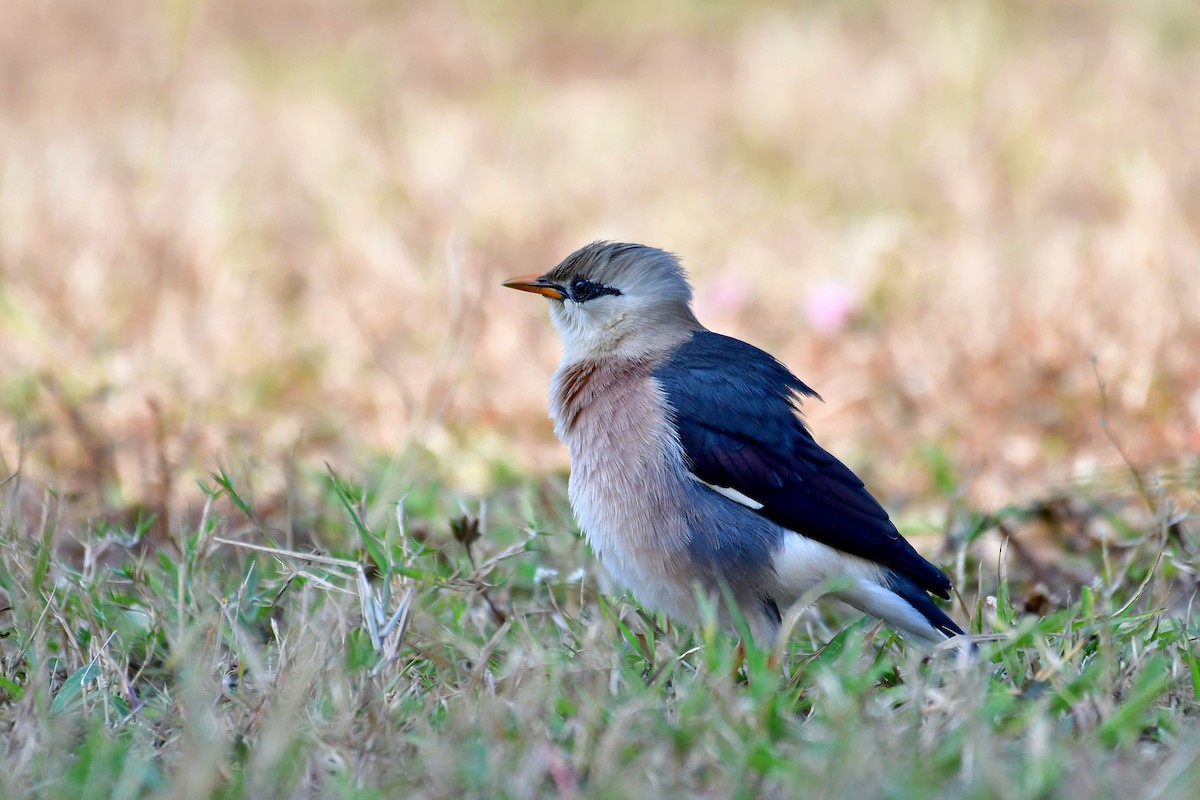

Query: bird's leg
[[733, 639, 780, 680], [732, 638, 747, 679]]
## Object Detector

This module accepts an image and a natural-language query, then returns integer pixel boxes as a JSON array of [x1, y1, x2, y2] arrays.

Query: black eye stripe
[[570, 279, 621, 303]]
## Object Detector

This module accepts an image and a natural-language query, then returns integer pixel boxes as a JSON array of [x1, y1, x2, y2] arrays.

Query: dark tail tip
[[884, 571, 965, 638]]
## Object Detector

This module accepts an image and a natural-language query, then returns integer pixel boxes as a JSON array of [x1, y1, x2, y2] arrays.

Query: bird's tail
[[838, 570, 967, 649]]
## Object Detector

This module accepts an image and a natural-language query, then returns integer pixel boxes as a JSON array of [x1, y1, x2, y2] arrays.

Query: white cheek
[[552, 302, 622, 359]]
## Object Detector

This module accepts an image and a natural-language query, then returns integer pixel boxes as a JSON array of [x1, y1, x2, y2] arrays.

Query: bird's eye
[[570, 279, 621, 303]]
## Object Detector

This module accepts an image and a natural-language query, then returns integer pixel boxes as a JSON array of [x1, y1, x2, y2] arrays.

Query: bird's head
[[503, 242, 702, 361]]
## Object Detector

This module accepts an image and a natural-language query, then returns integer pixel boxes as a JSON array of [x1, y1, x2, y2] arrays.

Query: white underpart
[[839, 578, 945, 646], [771, 533, 945, 646], [688, 473, 764, 510], [552, 359, 705, 628]]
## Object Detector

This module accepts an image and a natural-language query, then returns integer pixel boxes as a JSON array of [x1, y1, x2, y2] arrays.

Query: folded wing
[[653, 331, 953, 599]]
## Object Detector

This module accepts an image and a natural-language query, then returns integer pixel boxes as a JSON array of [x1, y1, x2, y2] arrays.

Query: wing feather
[[654, 331, 952, 598]]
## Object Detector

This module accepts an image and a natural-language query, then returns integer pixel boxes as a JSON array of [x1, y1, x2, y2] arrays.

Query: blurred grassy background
[[1, 0, 1197, 516]]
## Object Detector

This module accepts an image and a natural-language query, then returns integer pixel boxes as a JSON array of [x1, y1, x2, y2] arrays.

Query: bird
[[503, 241, 965, 650]]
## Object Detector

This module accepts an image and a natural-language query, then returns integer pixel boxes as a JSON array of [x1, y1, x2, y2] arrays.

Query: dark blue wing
[[653, 331, 953, 599]]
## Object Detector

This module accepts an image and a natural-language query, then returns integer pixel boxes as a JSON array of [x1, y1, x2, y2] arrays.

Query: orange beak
[[502, 274, 565, 300]]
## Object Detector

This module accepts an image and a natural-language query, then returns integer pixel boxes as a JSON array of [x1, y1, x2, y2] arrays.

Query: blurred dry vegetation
[[1, 0, 1198, 549]]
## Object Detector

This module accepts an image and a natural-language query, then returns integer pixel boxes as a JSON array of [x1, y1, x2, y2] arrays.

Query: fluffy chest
[[549, 358, 698, 613]]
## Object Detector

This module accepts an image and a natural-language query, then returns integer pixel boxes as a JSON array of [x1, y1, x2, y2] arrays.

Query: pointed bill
[[502, 274, 565, 300]]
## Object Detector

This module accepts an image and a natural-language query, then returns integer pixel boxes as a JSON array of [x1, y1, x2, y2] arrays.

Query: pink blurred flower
[[805, 279, 858, 336], [694, 274, 749, 317]]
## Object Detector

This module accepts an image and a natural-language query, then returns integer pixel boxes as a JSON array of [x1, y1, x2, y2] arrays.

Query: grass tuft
[[1, 464, 1197, 798]]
